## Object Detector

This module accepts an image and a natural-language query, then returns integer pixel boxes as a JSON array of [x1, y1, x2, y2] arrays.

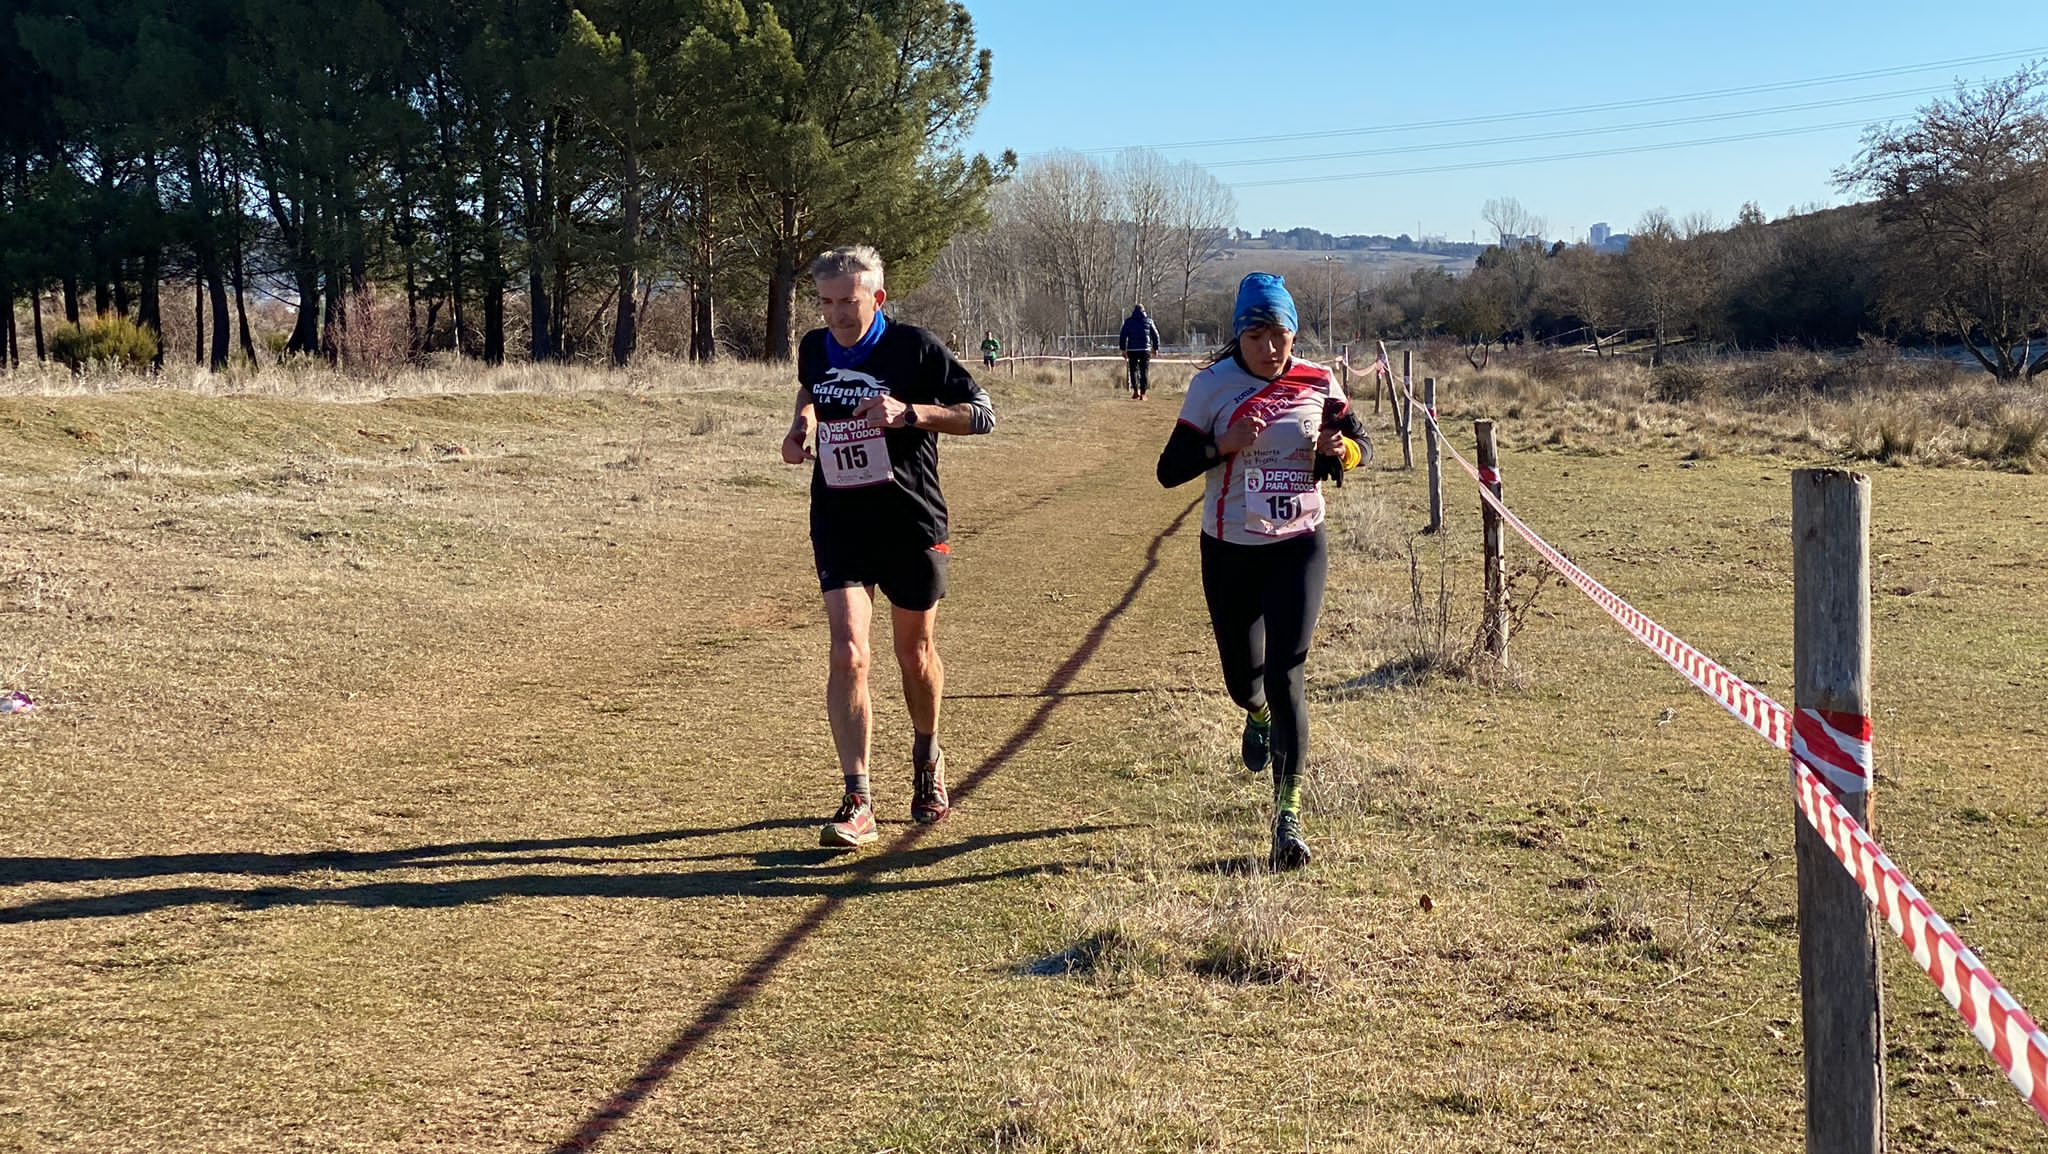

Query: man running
[[1119, 304, 1160, 400], [979, 330, 1001, 370], [780, 245, 997, 848]]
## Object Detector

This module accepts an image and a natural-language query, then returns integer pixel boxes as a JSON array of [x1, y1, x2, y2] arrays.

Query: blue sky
[[957, 1, 2048, 241]]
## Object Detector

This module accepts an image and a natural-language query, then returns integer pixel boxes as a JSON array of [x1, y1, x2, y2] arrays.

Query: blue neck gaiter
[[827, 310, 888, 370]]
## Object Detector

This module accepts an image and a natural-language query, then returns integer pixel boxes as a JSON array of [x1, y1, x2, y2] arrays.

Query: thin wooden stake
[[1792, 467, 1884, 1154], [1373, 339, 1389, 414], [1475, 419, 1504, 657], [1425, 377, 1442, 533], [1400, 349, 1414, 470]]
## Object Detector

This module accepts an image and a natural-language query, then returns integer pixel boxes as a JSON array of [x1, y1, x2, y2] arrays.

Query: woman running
[[1155, 272, 1368, 870]]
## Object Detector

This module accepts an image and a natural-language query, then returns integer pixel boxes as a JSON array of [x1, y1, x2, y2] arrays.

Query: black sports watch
[[902, 405, 920, 428]]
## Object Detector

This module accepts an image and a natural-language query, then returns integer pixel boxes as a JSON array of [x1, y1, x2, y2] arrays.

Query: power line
[[1200, 83, 1956, 170], [1059, 47, 2044, 157], [1224, 117, 1881, 190]]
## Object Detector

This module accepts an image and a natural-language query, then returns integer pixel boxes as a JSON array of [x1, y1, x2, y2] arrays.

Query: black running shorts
[[814, 541, 950, 611]]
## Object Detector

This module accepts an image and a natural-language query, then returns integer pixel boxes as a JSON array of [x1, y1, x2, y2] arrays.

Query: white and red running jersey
[[1175, 357, 1349, 545]]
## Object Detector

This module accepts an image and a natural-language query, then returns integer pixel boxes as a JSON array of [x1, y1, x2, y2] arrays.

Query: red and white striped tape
[[1448, 437, 1794, 752], [1793, 707, 1872, 795], [1405, 388, 2048, 1126], [1794, 761, 2048, 1121]]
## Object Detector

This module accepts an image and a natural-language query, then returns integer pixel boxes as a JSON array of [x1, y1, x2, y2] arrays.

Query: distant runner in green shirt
[[979, 331, 1000, 369]]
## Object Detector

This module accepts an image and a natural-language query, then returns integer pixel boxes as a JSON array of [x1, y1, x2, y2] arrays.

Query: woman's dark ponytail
[[1201, 335, 1241, 369]]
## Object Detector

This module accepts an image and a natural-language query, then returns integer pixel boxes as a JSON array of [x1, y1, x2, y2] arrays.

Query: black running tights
[[1198, 527, 1328, 780]]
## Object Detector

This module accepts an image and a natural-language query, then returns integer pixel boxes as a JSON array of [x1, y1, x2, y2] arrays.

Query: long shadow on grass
[[0, 818, 813, 888], [0, 822, 1120, 924], [948, 685, 1197, 702], [547, 498, 1198, 1154]]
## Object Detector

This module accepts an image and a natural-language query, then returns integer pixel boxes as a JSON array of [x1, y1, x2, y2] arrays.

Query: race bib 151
[[1244, 456, 1322, 537]]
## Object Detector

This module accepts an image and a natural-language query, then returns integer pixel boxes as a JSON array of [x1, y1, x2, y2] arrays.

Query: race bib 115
[[818, 419, 894, 489]]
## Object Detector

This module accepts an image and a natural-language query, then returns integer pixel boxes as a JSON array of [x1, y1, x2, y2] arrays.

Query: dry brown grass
[[3, 354, 2046, 1153], [990, 383, 2048, 1151], [0, 350, 799, 401], [1427, 344, 2048, 475]]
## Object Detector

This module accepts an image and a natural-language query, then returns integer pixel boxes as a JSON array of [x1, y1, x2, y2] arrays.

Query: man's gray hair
[[809, 244, 886, 293]]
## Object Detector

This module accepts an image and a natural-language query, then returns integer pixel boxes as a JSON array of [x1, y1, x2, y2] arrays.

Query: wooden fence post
[[1475, 419, 1504, 657], [1373, 340, 1389, 414], [1792, 468, 1884, 1154], [1067, 356, 1074, 387], [1400, 349, 1414, 470], [1425, 377, 1442, 533]]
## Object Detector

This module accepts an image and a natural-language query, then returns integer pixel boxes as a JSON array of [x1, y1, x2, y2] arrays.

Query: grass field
[[2, 354, 2045, 1152]]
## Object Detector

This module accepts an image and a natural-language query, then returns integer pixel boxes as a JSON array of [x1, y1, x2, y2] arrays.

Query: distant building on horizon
[[1589, 222, 1611, 248]]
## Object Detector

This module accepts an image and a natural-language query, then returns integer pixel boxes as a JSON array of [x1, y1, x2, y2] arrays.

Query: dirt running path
[[0, 390, 1216, 1152]]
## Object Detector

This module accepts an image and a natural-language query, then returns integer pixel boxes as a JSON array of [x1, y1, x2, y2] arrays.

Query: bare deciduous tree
[[1114, 148, 1173, 311], [1545, 245, 1623, 354], [911, 151, 1235, 351], [1166, 160, 1236, 344], [1481, 196, 1545, 248], [1839, 66, 2048, 380], [1013, 151, 1118, 338], [1620, 208, 1711, 366]]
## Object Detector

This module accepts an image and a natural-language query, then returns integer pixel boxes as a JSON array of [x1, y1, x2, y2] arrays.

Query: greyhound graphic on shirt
[[813, 367, 888, 407]]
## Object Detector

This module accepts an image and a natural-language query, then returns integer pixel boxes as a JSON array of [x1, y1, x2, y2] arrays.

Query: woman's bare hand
[[1216, 414, 1267, 456]]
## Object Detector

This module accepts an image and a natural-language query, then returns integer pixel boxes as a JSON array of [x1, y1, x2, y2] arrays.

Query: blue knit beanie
[[1233, 273, 1297, 337]]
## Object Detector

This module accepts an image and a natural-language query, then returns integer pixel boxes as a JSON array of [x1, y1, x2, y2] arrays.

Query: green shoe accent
[[1273, 773, 1302, 814]]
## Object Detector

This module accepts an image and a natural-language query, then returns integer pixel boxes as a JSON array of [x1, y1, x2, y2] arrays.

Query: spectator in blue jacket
[[1118, 304, 1162, 400]]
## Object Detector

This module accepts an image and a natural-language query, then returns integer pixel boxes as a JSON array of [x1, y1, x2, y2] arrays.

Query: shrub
[[1521, 345, 1580, 383], [1743, 347, 1832, 396], [1848, 402, 1924, 463], [1650, 362, 1712, 403], [1993, 407, 2048, 465], [49, 316, 160, 371]]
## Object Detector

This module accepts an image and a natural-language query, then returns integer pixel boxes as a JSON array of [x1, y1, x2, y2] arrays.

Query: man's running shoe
[[912, 749, 951, 825], [821, 792, 878, 848], [1270, 811, 1311, 872], [1240, 712, 1272, 774]]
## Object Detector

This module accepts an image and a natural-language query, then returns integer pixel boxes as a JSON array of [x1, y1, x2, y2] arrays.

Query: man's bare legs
[[823, 586, 875, 780], [819, 586, 952, 843], [893, 603, 951, 823], [823, 589, 947, 776], [893, 604, 942, 742], [819, 586, 880, 847]]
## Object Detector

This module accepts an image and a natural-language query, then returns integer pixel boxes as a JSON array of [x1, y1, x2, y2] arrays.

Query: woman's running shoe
[[821, 792, 878, 847], [1240, 712, 1272, 773], [1270, 811, 1311, 871]]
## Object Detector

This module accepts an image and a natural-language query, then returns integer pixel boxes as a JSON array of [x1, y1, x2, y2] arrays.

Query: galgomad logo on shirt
[[812, 367, 888, 407]]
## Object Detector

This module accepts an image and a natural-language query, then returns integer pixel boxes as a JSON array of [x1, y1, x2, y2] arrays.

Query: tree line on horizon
[[0, 0, 1002, 373], [915, 66, 2048, 381], [1360, 67, 2048, 382], [902, 147, 1240, 353]]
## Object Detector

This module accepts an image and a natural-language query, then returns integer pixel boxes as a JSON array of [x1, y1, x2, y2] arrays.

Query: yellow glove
[[1339, 436, 1364, 471]]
